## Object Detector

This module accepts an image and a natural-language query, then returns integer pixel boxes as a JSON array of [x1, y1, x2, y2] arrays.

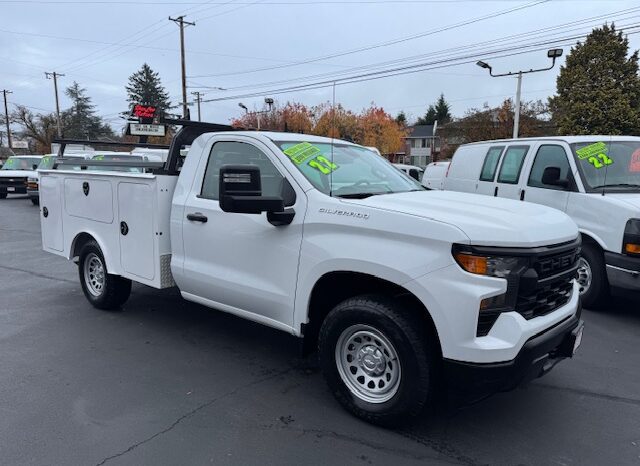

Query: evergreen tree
[[549, 24, 640, 135], [416, 93, 451, 125], [125, 63, 172, 115], [62, 82, 114, 139], [395, 111, 407, 126]]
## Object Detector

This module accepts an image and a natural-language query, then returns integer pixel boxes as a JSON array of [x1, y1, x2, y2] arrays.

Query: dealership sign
[[129, 123, 166, 137], [132, 105, 157, 119]]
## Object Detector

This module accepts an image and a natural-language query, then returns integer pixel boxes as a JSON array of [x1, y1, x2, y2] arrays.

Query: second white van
[[444, 136, 640, 308]]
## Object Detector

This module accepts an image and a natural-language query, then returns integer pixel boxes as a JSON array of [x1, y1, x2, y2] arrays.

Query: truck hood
[[0, 170, 35, 178], [350, 190, 579, 247]]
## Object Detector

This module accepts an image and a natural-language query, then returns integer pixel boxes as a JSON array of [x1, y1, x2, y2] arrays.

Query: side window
[[479, 146, 504, 181], [497, 146, 529, 184], [200, 141, 285, 201], [409, 168, 420, 181], [528, 145, 571, 189]]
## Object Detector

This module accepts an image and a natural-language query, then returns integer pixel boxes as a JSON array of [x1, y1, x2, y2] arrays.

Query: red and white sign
[[132, 105, 157, 119]]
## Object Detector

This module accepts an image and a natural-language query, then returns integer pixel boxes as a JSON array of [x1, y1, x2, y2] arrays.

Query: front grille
[[515, 245, 579, 320], [0, 177, 27, 188]]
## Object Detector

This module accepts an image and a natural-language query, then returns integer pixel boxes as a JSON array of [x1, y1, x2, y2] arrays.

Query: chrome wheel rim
[[84, 253, 105, 297], [576, 257, 592, 295], [335, 324, 401, 404]]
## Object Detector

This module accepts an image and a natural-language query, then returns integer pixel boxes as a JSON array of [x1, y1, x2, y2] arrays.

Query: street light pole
[[476, 48, 563, 139]]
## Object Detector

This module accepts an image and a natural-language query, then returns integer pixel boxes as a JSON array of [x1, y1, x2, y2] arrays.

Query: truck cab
[[444, 136, 640, 307], [39, 123, 584, 425], [0, 155, 43, 199]]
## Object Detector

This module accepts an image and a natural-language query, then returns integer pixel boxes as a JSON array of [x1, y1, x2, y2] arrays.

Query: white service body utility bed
[[39, 169, 177, 289]]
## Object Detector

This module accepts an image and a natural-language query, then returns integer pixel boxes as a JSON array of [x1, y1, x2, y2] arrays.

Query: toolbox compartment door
[[40, 176, 64, 252], [64, 178, 114, 224], [118, 182, 155, 280]]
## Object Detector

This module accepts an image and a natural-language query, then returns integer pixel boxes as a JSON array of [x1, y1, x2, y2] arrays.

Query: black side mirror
[[219, 165, 284, 214], [32, 164, 39, 170], [542, 166, 569, 189]]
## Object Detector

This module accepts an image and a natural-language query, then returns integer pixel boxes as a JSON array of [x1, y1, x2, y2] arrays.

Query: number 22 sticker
[[587, 153, 613, 169], [308, 155, 338, 174]]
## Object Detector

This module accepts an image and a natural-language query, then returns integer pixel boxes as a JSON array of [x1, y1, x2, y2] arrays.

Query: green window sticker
[[576, 142, 608, 160], [283, 142, 321, 165], [308, 155, 338, 175]]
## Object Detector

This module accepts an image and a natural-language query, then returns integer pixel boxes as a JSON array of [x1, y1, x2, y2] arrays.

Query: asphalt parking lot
[[1, 196, 639, 466]]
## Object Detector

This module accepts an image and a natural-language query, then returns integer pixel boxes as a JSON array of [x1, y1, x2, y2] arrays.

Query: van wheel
[[577, 243, 609, 309], [31, 198, 39, 206], [0, 193, 7, 199], [318, 294, 432, 426], [78, 240, 131, 310]]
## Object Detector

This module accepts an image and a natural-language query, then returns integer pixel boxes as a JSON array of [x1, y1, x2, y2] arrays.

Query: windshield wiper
[[335, 192, 387, 199], [591, 183, 640, 189]]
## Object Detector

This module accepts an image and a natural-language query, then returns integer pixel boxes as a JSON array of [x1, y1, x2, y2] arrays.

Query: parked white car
[[39, 126, 584, 425], [393, 163, 424, 181], [422, 161, 450, 190], [0, 155, 43, 199], [443, 136, 640, 307]]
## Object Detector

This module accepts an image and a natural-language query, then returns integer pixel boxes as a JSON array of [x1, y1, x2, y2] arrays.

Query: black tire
[[578, 242, 609, 308], [78, 240, 131, 310], [318, 294, 434, 426], [31, 197, 39, 206], [0, 193, 7, 199]]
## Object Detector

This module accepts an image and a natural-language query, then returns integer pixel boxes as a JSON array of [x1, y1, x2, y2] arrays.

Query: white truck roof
[[463, 135, 640, 146]]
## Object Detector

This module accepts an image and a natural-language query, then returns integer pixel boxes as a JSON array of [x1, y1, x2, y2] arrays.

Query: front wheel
[[576, 242, 609, 308], [78, 240, 131, 310], [0, 193, 7, 199], [318, 295, 433, 426], [31, 197, 39, 206]]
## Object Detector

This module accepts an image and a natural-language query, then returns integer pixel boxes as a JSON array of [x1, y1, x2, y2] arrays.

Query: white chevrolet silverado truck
[[40, 121, 584, 425]]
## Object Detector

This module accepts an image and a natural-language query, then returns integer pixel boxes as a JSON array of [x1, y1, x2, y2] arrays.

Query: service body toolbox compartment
[[39, 170, 178, 289]]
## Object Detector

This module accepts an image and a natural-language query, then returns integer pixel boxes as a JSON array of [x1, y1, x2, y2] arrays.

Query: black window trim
[[479, 145, 505, 182], [198, 140, 288, 201], [527, 143, 571, 190], [496, 144, 530, 185]]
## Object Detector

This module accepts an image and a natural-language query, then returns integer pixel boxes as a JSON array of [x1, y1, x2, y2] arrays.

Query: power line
[[189, 0, 551, 78]]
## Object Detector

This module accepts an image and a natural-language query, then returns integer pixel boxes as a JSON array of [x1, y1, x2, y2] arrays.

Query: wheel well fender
[[70, 232, 118, 274], [302, 271, 441, 357], [579, 230, 606, 251]]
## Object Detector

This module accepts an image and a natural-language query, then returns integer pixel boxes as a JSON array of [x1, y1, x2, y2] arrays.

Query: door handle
[[494, 186, 499, 197], [520, 189, 525, 201], [187, 212, 208, 223]]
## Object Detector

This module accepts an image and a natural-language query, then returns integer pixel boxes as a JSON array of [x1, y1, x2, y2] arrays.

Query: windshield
[[91, 154, 144, 173], [37, 155, 56, 170], [1, 157, 41, 171], [571, 140, 640, 192], [276, 141, 423, 197]]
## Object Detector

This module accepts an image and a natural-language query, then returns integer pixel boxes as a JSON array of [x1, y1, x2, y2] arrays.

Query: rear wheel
[[78, 240, 131, 310], [318, 294, 433, 426], [577, 242, 609, 308]]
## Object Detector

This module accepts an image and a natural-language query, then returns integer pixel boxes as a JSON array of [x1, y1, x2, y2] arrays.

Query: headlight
[[623, 219, 640, 255], [452, 245, 528, 278]]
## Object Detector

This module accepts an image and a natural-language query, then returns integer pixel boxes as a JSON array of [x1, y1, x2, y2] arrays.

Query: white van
[[422, 161, 450, 190], [393, 163, 424, 181], [444, 136, 640, 307]]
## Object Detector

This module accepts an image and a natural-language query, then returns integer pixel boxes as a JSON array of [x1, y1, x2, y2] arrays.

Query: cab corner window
[[528, 145, 571, 190], [200, 141, 286, 202], [479, 146, 504, 182], [497, 146, 529, 184]]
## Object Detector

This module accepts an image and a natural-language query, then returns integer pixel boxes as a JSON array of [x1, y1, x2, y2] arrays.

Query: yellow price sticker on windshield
[[576, 142, 608, 160], [283, 142, 321, 165], [308, 155, 338, 175]]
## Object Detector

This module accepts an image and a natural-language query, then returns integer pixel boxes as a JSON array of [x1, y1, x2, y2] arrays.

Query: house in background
[[402, 125, 440, 167]]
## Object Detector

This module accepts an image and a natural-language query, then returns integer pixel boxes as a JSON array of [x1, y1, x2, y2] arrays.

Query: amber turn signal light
[[454, 253, 488, 275], [625, 243, 640, 254]]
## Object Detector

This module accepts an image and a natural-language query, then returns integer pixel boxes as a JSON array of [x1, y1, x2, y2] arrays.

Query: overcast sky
[[2, 0, 640, 132]]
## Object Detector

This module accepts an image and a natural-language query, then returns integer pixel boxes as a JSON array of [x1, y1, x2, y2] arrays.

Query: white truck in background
[[40, 121, 584, 425], [443, 136, 640, 308]]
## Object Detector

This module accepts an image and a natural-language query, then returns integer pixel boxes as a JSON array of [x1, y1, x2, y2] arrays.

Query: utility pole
[[191, 91, 204, 121], [513, 72, 523, 139], [2, 89, 12, 149], [169, 15, 195, 119], [45, 72, 65, 138]]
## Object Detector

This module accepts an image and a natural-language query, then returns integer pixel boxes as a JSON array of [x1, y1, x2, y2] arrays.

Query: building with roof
[[402, 125, 440, 167]]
